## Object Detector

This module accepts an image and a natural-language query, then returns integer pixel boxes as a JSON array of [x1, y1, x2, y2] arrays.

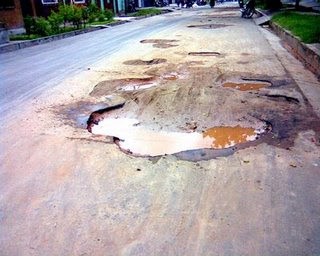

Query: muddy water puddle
[[90, 118, 267, 157], [222, 81, 271, 91]]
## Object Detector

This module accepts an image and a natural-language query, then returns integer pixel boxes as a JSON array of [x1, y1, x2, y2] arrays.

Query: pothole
[[90, 77, 156, 97], [59, 101, 125, 129], [188, 52, 221, 56], [118, 82, 157, 91], [222, 80, 272, 91], [262, 94, 300, 104], [187, 24, 230, 29], [140, 39, 179, 48], [161, 72, 179, 80], [87, 103, 125, 132], [89, 118, 269, 157], [123, 59, 167, 65]]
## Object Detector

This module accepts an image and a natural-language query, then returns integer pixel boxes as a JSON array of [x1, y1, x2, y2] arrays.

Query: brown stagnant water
[[90, 118, 266, 156], [222, 81, 271, 91]]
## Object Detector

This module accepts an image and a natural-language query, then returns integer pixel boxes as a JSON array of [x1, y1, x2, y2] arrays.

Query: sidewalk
[[283, 0, 320, 11], [254, 1, 320, 79]]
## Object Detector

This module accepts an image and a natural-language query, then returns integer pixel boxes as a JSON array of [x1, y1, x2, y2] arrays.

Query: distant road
[[0, 11, 188, 117]]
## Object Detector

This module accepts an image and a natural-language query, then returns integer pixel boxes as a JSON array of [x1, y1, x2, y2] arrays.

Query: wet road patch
[[123, 59, 167, 65]]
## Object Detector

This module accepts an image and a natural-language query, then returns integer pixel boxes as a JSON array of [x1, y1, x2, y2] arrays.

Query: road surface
[[1, 4, 320, 256]]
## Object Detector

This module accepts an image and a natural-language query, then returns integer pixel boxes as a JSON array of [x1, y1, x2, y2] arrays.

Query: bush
[[98, 13, 105, 22], [87, 3, 99, 16], [72, 5, 83, 29], [48, 11, 63, 33], [104, 9, 114, 20], [34, 17, 52, 36], [86, 3, 101, 23], [24, 16, 34, 35], [59, 4, 74, 27]]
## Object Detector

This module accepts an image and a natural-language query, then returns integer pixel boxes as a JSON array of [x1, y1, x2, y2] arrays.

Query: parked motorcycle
[[196, 0, 207, 6], [240, 0, 256, 18], [128, 0, 136, 12], [155, 0, 168, 7]]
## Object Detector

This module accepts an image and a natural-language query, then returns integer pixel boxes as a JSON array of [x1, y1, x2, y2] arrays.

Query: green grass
[[10, 34, 41, 41], [272, 11, 320, 43], [88, 18, 115, 26], [131, 8, 162, 17]]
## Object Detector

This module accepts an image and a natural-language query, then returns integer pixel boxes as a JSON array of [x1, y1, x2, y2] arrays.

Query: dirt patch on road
[[140, 39, 179, 48], [123, 58, 167, 65], [188, 52, 221, 57], [187, 24, 230, 29]]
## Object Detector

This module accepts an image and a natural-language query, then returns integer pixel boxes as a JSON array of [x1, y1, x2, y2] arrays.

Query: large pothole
[[89, 117, 270, 157], [64, 66, 320, 161]]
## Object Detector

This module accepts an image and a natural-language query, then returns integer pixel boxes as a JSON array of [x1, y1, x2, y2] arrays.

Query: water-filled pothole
[[222, 81, 271, 91], [187, 24, 230, 29], [123, 59, 167, 65], [189, 52, 221, 56], [89, 118, 269, 156]]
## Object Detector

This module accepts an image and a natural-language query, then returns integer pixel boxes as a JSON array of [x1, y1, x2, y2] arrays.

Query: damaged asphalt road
[[1, 5, 320, 256]]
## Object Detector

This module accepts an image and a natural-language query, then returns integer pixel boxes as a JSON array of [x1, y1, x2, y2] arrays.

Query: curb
[[269, 21, 320, 79], [255, 8, 319, 79], [0, 26, 103, 54]]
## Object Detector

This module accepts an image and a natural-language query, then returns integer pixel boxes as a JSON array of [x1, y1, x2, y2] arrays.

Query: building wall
[[0, 0, 24, 29]]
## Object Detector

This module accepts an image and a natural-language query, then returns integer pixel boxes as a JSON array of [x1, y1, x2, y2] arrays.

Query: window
[[41, 0, 58, 4], [73, 0, 85, 3], [0, 0, 15, 10]]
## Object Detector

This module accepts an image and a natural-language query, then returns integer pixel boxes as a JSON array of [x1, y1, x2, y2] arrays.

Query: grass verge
[[88, 18, 116, 26], [272, 11, 320, 43], [10, 27, 81, 41]]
